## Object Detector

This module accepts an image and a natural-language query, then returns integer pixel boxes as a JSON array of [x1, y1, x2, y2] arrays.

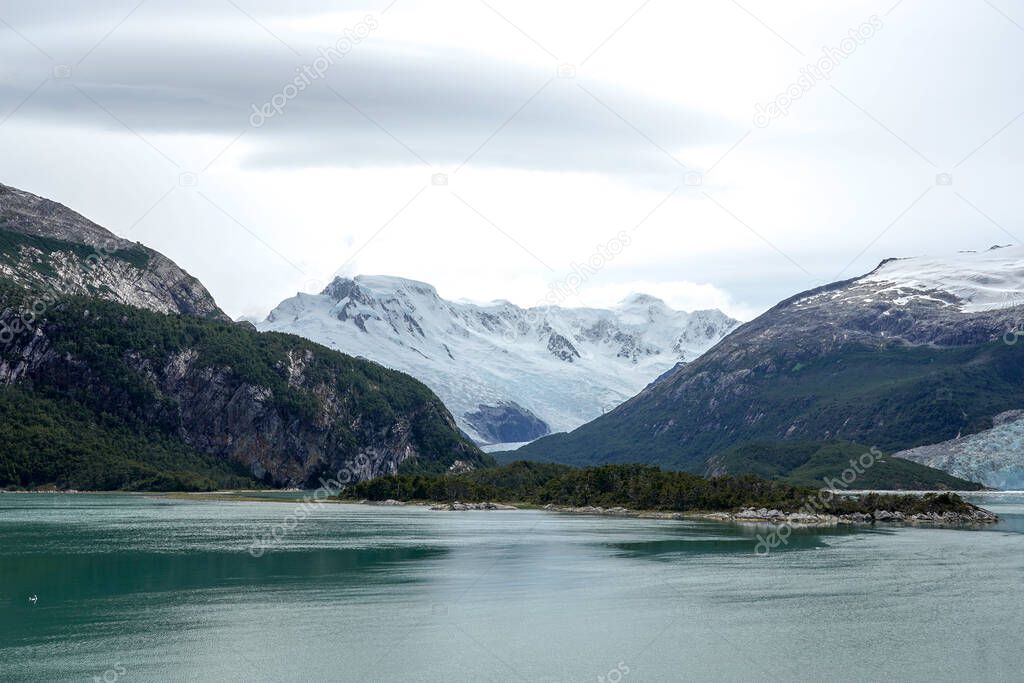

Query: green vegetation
[[0, 225, 151, 273], [508, 339, 1024, 473], [824, 491, 978, 517], [32, 288, 471, 440], [0, 273, 484, 490], [708, 441, 984, 490], [0, 387, 251, 491], [339, 461, 981, 516]]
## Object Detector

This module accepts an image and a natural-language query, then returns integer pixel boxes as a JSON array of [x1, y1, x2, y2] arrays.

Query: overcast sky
[[1, 0, 1022, 320]]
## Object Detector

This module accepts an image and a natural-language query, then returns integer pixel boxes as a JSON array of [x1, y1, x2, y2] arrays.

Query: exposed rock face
[[0, 182, 227, 320], [260, 274, 738, 444], [0, 297, 485, 487], [513, 247, 1024, 473], [0, 183, 133, 248], [728, 506, 998, 525], [540, 504, 998, 526], [546, 333, 580, 362], [0, 182, 485, 489], [463, 401, 550, 444], [428, 501, 518, 511]]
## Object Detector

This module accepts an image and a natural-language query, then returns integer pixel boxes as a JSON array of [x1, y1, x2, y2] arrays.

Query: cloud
[[571, 279, 761, 321], [0, 10, 740, 180], [1, 0, 1021, 322]]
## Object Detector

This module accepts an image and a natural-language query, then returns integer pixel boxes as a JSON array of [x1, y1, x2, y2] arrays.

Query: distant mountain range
[[506, 247, 1024, 489], [0, 183, 485, 490], [258, 275, 738, 445]]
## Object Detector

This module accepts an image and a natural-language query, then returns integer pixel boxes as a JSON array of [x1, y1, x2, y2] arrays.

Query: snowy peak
[[617, 292, 669, 311], [859, 245, 1024, 312], [320, 275, 446, 328], [322, 274, 442, 303], [614, 294, 672, 327], [260, 274, 739, 445]]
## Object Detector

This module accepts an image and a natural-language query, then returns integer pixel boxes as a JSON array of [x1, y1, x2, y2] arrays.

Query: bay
[[1, 492, 1022, 682]]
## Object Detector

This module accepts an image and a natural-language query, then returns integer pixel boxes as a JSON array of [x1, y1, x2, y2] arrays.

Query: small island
[[340, 461, 998, 526]]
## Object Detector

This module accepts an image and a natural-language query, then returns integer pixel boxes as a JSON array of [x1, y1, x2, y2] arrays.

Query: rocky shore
[[541, 504, 999, 526], [355, 499, 999, 526], [428, 501, 518, 511], [707, 506, 999, 526], [361, 499, 518, 511]]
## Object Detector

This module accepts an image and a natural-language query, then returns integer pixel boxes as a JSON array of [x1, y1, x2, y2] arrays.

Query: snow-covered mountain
[[511, 245, 1024, 479], [259, 275, 739, 445], [859, 246, 1023, 312]]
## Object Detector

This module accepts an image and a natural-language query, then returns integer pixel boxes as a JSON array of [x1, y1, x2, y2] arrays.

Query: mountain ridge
[[259, 273, 740, 444], [508, 246, 1024, 486], [0, 182, 228, 321]]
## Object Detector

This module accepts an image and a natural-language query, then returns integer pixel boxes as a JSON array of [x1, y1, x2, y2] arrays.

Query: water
[[1, 493, 1022, 682]]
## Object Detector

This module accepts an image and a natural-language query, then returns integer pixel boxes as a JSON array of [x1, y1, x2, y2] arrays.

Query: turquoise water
[[1, 493, 1022, 682]]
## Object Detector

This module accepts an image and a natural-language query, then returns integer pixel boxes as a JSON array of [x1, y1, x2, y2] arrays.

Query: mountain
[[0, 183, 485, 490], [508, 247, 1024, 488], [0, 183, 227, 320], [258, 275, 738, 445]]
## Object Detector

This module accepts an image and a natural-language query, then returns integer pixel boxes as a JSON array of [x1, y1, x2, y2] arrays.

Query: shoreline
[[1, 490, 1002, 527], [350, 498, 1000, 527], [538, 503, 999, 527]]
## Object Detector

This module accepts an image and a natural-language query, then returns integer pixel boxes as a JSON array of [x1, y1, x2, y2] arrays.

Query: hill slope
[[706, 442, 983, 490], [0, 182, 226, 320], [0, 183, 485, 490], [510, 247, 1024, 485]]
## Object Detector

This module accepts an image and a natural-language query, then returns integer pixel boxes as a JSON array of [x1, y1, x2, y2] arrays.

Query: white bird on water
[[28, 595, 37, 604]]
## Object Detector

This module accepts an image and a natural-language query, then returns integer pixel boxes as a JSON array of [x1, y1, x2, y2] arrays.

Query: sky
[[0, 0, 1022, 321]]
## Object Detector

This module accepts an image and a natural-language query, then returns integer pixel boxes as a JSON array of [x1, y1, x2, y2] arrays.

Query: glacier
[[895, 411, 1024, 489], [259, 275, 738, 446]]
